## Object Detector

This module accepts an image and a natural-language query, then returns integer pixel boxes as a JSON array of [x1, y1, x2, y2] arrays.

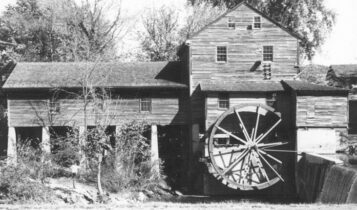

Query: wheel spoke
[[256, 150, 284, 182], [255, 119, 282, 144], [258, 142, 288, 149], [234, 109, 251, 142], [253, 106, 260, 142], [215, 125, 247, 145], [251, 150, 269, 182], [222, 149, 249, 175], [259, 149, 282, 164]]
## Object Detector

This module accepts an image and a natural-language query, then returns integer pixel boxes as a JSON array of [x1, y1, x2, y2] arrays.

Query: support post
[[42, 127, 51, 153], [151, 124, 159, 170], [7, 127, 16, 162], [78, 126, 86, 167]]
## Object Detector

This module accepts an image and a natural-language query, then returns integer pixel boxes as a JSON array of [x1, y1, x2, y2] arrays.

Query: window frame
[[253, 16, 262, 29], [218, 93, 230, 109], [227, 17, 235, 29], [216, 46, 228, 63], [48, 100, 60, 115], [140, 97, 152, 113], [263, 45, 274, 62]]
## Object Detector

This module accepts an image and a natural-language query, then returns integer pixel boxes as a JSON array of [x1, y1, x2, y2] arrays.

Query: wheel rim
[[207, 104, 287, 190]]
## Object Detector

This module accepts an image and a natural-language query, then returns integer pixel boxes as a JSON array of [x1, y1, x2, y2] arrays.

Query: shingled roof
[[200, 81, 285, 93], [3, 62, 187, 89], [330, 65, 357, 78], [282, 80, 348, 95]]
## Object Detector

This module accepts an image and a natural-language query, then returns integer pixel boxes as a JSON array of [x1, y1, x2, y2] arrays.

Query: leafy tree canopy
[[0, 0, 123, 62]]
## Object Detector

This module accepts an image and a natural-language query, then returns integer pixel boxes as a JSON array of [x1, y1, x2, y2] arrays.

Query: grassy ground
[[1, 202, 357, 210]]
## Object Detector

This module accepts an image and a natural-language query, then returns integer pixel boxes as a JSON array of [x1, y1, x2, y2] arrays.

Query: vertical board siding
[[189, 4, 298, 123], [8, 93, 188, 127], [296, 96, 348, 127]]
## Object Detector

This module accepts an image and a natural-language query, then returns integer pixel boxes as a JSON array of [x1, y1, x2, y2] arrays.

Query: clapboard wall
[[205, 93, 267, 128], [296, 96, 348, 128], [187, 4, 299, 123], [7, 90, 188, 127]]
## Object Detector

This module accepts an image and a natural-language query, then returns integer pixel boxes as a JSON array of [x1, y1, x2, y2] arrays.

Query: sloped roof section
[[200, 81, 285, 93], [330, 65, 357, 78], [282, 80, 348, 95], [187, 1, 303, 41], [3, 62, 187, 89]]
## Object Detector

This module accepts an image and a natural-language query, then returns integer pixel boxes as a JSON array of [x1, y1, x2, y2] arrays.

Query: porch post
[[42, 127, 51, 153], [151, 124, 159, 169], [7, 127, 16, 162]]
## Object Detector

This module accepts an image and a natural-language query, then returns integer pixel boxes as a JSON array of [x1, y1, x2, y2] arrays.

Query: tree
[[0, 0, 125, 62], [140, 6, 180, 61], [180, 0, 227, 39], [189, 0, 336, 60]]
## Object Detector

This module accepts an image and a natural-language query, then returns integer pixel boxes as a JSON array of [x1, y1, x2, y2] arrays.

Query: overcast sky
[[0, 0, 356, 65]]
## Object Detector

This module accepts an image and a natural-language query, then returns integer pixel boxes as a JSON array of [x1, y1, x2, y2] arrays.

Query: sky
[[0, 0, 356, 65]]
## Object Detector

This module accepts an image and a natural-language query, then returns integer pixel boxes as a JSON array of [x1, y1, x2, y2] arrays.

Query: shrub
[[0, 140, 55, 203], [51, 129, 81, 168], [84, 121, 166, 193]]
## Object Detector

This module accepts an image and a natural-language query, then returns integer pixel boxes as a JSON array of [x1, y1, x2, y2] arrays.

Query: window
[[217, 46, 227, 62], [228, 17, 235, 29], [253, 16, 261, 29], [140, 97, 152, 112], [49, 101, 60, 114], [218, 93, 229, 109], [263, 46, 273, 62]]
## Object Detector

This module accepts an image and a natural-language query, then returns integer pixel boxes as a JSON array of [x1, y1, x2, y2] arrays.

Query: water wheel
[[206, 104, 287, 190]]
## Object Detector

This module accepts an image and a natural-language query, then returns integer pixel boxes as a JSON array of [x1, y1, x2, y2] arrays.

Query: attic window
[[218, 93, 229, 109], [216, 46, 227, 63], [140, 97, 152, 112], [263, 46, 273, 62], [228, 18, 235, 29], [253, 16, 261, 29]]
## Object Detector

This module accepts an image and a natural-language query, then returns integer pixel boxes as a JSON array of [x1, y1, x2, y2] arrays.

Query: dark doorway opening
[[158, 125, 188, 191]]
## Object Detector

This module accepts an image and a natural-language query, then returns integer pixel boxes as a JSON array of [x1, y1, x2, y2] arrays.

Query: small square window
[[253, 16, 261, 29], [228, 18, 235, 29], [217, 46, 227, 62], [218, 93, 229, 109], [263, 46, 273, 61], [49, 101, 60, 114], [140, 98, 151, 112]]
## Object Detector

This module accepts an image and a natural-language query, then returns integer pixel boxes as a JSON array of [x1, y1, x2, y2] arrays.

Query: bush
[[51, 129, 81, 168], [84, 121, 166, 193], [0, 162, 55, 203], [0, 140, 55, 203]]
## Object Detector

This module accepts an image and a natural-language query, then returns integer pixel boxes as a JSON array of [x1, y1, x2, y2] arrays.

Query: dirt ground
[[0, 203, 357, 210]]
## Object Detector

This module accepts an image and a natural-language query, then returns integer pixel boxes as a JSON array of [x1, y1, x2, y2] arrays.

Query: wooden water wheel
[[206, 104, 287, 190]]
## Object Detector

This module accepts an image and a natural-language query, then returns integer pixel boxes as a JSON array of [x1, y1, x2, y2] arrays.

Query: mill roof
[[3, 62, 187, 89], [282, 80, 348, 96], [200, 81, 285, 93]]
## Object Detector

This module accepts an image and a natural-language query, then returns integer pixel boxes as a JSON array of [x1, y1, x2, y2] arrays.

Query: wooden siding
[[8, 92, 188, 127], [205, 93, 267, 128], [189, 4, 298, 123], [296, 96, 348, 128]]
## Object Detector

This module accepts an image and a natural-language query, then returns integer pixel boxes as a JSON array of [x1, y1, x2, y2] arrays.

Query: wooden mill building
[[1, 2, 350, 195]]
